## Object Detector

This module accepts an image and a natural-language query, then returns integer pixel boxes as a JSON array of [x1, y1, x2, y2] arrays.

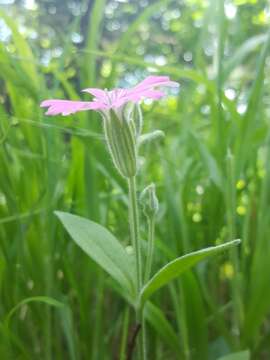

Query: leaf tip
[[54, 210, 64, 220], [232, 238, 241, 246]]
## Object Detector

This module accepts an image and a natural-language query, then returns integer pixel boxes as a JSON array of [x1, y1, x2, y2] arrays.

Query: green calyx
[[132, 103, 143, 137], [140, 183, 159, 219], [103, 108, 137, 178]]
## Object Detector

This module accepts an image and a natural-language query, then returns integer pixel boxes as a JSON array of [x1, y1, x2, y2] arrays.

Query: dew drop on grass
[[125, 245, 134, 255], [220, 261, 234, 280], [57, 269, 64, 280], [196, 185, 204, 195], [27, 280, 34, 290], [225, 88, 236, 100], [225, 3, 237, 19], [236, 179, 245, 190], [236, 206, 246, 216], [192, 212, 202, 223]]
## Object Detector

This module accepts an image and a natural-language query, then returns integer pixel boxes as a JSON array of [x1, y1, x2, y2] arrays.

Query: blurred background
[[0, 0, 270, 359]]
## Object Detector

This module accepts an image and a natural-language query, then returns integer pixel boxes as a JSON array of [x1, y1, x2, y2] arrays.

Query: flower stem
[[127, 176, 146, 359], [144, 216, 155, 282], [127, 176, 142, 293], [119, 307, 130, 360]]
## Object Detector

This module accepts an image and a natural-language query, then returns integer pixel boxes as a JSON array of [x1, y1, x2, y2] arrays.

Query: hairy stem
[[120, 307, 130, 360], [144, 216, 155, 282], [128, 176, 142, 293], [127, 176, 146, 359]]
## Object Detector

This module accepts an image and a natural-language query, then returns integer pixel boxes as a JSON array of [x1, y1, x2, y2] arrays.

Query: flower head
[[40, 75, 179, 116], [40, 75, 179, 179]]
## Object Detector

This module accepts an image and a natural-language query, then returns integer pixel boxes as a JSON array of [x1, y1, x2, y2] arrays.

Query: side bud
[[140, 183, 159, 219], [103, 109, 137, 178], [132, 103, 143, 137], [138, 130, 165, 147]]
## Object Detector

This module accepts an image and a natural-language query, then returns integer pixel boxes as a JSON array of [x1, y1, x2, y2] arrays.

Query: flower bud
[[102, 109, 137, 178], [138, 130, 165, 147], [140, 183, 159, 219], [132, 103, 143, 137]]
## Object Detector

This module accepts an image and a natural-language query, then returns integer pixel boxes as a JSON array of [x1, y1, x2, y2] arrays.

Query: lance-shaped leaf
[[55, 211, 136, 295], [140, 239, 240, 306], [5, 296, 64, 327], [218, 350, 250, 360]]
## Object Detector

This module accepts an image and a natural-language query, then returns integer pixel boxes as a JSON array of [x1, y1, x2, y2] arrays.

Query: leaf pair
[[56, 212, 240, 306]]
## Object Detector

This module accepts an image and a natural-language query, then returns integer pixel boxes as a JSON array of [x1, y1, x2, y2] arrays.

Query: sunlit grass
[[0, 0, 270, 359]]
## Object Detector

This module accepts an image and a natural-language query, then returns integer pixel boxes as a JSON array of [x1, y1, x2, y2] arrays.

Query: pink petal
[[135, 76, 169, 87], [128, 89, 165, 102], [113, 89, 165, 107], [40, 75, 179, 116], [40, 99, 106, 116], [134, 76, 179, 91], [82, 88, 107, 101], [136, 89, 165, 99]]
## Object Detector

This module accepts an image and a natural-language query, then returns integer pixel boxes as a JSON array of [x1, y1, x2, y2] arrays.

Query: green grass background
[[0, 0, 270, 358]]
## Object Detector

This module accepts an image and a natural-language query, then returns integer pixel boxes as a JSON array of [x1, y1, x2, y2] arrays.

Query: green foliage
[[4, 296, 64, 327], [0, 0, 270, 358], [55, 211, 136, 296], [144, 302, 182, 356], [140, 240, 240, 305], [218, 350, 250, 360]]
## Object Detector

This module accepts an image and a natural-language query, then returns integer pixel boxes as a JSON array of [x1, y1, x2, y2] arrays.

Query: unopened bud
[[103, 109, 137, 178], [132, 103, 143, 137], [138, 130, 165, 147], [140, 183, 159, 219]]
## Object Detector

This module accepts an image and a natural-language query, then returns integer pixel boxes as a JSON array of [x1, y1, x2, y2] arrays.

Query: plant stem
[[144, 216, 155, 282], [120, 307, 130, 360], [141, 312, 147, 359], [225, 151, 243, 339], [127, 176, 146, 359], [127, 176, 142, 294]]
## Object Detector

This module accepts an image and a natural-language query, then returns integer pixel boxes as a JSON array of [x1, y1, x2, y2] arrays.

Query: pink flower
[[40, 76, 179, 116]]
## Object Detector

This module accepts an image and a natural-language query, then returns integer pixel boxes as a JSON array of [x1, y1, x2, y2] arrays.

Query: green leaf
[[109, 277, 181, 355], [140, 239, 240, 306], [223, 34, 266, 81], [235, 29, 270, 177], [0, 10, 39, 88], [108, 0, 175, 86], [82, 0, 106, 86], [144, 302, 182, 356], [218, 350, 250, 360], [82, 49, 213, 91], [5, 296, 64, 326], [181, 272, 208, 359], [58, 300, 77, 360], [190, 132, 223, 191], [55, 211, 135, 295]]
